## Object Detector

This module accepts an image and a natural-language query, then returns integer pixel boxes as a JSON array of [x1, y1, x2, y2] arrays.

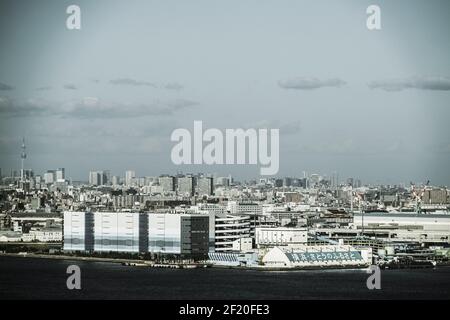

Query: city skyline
[[1, 0, 450, 185]]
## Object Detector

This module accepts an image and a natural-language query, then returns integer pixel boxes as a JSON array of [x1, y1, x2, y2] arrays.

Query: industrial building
[[63, 211, 209, 257], [93, 211, 146, 253], [63, 211, 94, 251], [148, 213, 209, 256], [353, 212, 450, 244]]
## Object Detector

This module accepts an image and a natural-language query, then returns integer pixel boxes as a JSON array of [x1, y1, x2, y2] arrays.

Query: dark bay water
[[0, 256, 449, 299]]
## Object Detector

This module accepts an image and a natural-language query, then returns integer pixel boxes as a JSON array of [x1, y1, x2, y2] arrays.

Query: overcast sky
[[1, 0, 450, 185]]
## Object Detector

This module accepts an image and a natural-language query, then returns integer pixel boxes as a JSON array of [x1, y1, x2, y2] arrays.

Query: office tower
[[215, 176, 230, 187], [89, 171, 100, 185], [177, 176, 194, 196], [88, 170, 109, 186], [197, 177, 214, 196], [112, 175, 120, 186], [125, 170, 136, 186], [56, 168, 65, 181], [103, 170, 110, 185], [44, 170, 56, 184], [159, 176, 175, 192]]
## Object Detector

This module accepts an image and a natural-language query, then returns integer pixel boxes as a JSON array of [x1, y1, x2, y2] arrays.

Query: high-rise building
[[89, 170, 109, 186], [215, 177, 230, 187], [44, 170, 56, 184], [56, 168, 65, 181], [177, 176, 194, 196], [159, 176, 175, 192], [112, 175, 120, 186], [89, 171, 100, 186], [125, 170, 136, 186], [197, 177, 214, 196]]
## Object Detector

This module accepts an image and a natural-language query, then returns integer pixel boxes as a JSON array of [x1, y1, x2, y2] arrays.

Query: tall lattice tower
[[20, 137, 26, 182]]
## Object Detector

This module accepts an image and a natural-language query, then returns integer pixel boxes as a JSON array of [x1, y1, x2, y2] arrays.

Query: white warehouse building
[[94, 212, 141, 252], [63, 211, 209, 256], [353, 213, 450, 243]]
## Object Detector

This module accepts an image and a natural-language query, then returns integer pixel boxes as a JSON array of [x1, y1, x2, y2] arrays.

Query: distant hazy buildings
[[159, 176, 175, 192], [177, 176, 195, 196], [125, 170, 136, 186], [89, 170, 110, 186], [197, 177, 214, 196], [56, 168, 65, 181]]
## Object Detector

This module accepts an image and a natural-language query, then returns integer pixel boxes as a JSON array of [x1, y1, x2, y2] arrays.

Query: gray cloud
[[65, 98, 197, 119], [110, 78, 156, 87], [165, 82, 184, 91], [278, 77, 346, 90], [368, 76, 450, 91], [64, 84, 78, 90], [0, 97, 51, 117], [0, 96, 198, 119], [0, 82, 14, 90], [36, 86, 52, 91]]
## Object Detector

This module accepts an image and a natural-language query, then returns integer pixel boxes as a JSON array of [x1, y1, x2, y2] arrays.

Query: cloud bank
[[368, 76, 450, 91], [0, 82, 14, 90], [278, 77, 346, 90], [110, 78, 156, 87], [0, 96, 198, 119]]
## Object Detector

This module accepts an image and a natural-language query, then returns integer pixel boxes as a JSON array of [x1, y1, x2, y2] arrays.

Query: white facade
[[262, 245, 369, 268], [63, 211, 87, 251], [125, 170, 136, 186], [23, 228, 62, 242], [94, 212, 140, 252], [232, 237, 253, 252], [148, 213, 182, 254], [228, 201, 262, 215], [215, 214, 251, 252], [255, 227, 308, 247]]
